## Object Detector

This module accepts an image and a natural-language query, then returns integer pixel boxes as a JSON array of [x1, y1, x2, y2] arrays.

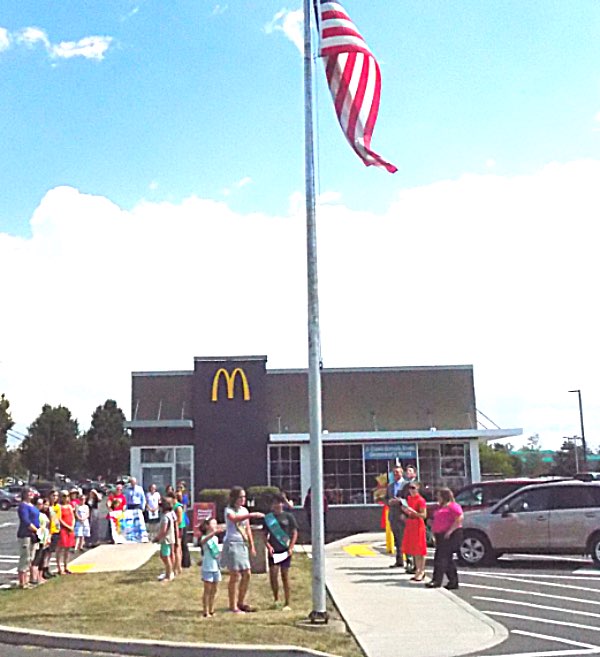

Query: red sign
[[192, 502, 217, 538]]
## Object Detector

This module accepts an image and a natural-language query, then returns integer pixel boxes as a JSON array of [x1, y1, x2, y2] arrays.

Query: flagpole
[[304, 0, 328, 623]]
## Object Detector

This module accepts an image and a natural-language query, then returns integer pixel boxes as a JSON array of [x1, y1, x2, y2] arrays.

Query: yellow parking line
[[343, 545, 377, 557], [67, 563, 95, 573]]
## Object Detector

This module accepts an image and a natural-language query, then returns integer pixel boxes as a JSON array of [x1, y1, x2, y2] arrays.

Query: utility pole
[[568, 390, 587, 468]]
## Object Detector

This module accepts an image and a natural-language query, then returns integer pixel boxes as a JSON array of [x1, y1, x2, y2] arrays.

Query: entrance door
[[142, 466, 174, 495]]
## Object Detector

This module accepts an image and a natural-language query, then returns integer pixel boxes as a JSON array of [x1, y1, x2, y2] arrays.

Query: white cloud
[[17, 26, 50, 49], [4, 26, 113, 61], [1, 161, 600, 453], [0, 27, 10, 52], [264, 8, 304, 54], [52, 36, 113, 61], [485, 158, 496, 169], [212, 4, 229, 16], [222, 176, 253, 197]]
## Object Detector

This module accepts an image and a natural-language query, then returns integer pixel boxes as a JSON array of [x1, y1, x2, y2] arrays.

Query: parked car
[[458, 480, 600, 566], [575, 472, 600, 482], [0, 488, 20, 510], [427, 477, 563, 521]]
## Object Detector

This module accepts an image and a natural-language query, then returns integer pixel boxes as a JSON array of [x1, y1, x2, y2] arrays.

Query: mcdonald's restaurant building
[[126, 356, 522, 535]]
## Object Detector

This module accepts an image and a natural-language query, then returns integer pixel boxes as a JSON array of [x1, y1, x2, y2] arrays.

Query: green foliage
[[198, 488, 230, 520], [479, 443, 518, 477], [0, 394, 14, 450], [0, 394, 16, 475], [247, 485, 280, 512], [20, 404, 82, 479], [551, 439, 583, 476], [519, 434, 550, 476], [83, 400, 130, 481]]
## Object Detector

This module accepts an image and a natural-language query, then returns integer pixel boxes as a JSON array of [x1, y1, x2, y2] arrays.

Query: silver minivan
[[458, 481, 600, 566]]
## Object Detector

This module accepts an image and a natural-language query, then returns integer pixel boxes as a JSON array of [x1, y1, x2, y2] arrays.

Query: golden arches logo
[[211, 368, 251, 402]]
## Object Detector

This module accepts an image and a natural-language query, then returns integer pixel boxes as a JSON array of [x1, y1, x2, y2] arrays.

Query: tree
[[479, 443, 518, 477], [83, 400, 130, 481], [551, 439, 583, 476], [0, 394, 15, 475], [20, 404, 82, 479], [519, 434, 550, 477]]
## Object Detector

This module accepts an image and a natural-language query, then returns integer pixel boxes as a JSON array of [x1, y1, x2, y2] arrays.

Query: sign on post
[[192, 502, 217, 539]]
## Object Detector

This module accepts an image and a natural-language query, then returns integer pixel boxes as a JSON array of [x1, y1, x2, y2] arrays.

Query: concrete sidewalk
[[325, 533, 508, 657], [68, 542, 158, 573]]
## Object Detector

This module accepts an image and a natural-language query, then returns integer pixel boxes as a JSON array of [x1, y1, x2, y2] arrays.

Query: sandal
[[411, 574, 425, 582], [238, 604, 256, 613]]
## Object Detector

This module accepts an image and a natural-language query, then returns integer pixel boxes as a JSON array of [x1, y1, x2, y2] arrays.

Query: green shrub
[[247, 485, 280, 513], [197, 488, 230, 520]]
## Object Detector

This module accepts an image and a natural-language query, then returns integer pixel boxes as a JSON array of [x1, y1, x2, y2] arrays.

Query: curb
[[440, 588, 510, 651], [0, 625, 340, 657]]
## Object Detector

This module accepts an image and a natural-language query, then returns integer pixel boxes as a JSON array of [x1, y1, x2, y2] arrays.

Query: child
[[199, 517, 224, 617], [74, 494, 91, 552], [154, 498, 176, 582], [264, 493, 298, 611]]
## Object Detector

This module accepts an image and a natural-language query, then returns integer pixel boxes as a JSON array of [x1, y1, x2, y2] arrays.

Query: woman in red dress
[[57, 491, 76, 575], [401, 481, 428, 581]]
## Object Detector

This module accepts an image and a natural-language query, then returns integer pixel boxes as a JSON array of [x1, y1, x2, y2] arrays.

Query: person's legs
[[228, 571, 240, 611], [429, 534, 447, 586], [208, 580, 219, 615], [269, 563, 280, 602], [237, 569, 251, 608], [390, 520, 404, 566], [413, 554, 425, 579], [444, 530, 462, 588], [202, 581, 211, 615], [281, 566, 291, 607]]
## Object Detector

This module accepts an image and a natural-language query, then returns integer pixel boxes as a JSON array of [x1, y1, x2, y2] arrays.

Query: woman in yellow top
[[47, 490, 62, 577]]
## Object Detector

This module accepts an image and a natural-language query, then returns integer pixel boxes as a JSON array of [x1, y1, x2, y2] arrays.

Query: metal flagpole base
[[308, 610, 329, 624]]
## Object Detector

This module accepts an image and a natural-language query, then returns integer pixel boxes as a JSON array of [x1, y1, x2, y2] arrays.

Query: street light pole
[[568, 389, 588, 467]]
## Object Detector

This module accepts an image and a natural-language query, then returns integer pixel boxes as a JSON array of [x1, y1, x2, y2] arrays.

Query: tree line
[[0, 395, 130, 482], [480, 433, 598, 478]]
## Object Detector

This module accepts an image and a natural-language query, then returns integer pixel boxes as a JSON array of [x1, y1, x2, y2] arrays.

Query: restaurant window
[[268, 445, 301, 504], [323, 444, 364, 505]]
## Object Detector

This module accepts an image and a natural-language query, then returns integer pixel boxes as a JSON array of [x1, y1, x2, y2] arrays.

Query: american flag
[[315, 0, 397, 173]]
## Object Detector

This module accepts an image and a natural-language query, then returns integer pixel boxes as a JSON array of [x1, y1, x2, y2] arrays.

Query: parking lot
[[456, 555, 600, 657], [0, 509, 18, 588]]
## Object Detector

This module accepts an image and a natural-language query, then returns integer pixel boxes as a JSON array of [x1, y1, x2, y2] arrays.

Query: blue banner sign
[[364, 443, 417, 460]]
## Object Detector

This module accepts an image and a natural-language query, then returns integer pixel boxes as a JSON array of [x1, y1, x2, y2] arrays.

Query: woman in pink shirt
[[426, 487, 463, 590]]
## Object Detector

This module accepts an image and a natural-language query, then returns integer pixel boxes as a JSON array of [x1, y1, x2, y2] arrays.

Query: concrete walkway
[[325, 533, 508, 657], [68, 542, 158, 573], [1, 537, 508, 657]]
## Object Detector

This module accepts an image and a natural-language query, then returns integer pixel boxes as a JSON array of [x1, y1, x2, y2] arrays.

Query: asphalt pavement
[[0, 509, 18, 588], [455, 554, 600, 657]]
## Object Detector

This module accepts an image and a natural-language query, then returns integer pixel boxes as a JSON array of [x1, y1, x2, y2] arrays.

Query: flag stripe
[[316, 0, 396, 173]]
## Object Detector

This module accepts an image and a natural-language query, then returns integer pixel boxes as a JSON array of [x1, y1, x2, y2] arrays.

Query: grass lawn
[[0, 553, 364, 657]]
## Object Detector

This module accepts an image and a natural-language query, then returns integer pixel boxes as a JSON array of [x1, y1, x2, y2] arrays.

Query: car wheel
[[590, 534, 600, 567], [458, 531, 495, 566], [0, 500, 10, 511]]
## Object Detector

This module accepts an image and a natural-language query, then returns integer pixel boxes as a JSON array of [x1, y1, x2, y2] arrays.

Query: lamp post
[[568, 389, 587, 468]]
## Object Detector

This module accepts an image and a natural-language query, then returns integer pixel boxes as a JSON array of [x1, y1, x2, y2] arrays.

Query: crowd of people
[[386, 463, 464, 589], [17, 467, 462, 605]]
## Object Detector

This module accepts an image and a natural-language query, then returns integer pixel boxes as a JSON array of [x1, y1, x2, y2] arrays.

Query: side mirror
[[501, 504, 511, 517]]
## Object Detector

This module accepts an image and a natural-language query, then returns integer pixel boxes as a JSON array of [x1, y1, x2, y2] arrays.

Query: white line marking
[[459, 572, 600, 593], [474, 596, 600, 619], [460, 582, 600, 607], [0, 555, 19, 559], [502, 554, 590, 563], [484, 611, 600, 634], [0, 522, 16, 528], [459, 570, 600, 580], [0, 568, 17, 574], [513, 629, 600, 649]]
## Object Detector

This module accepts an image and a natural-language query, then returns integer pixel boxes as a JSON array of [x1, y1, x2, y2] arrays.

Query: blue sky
[[1, 1, 600, 451]]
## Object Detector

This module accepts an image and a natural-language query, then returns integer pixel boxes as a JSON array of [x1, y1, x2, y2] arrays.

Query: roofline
[[194, 355, 268, 363], [267, 364, 474, 375], [132, 371, 193, 377], [270, 428, 522, 443]]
